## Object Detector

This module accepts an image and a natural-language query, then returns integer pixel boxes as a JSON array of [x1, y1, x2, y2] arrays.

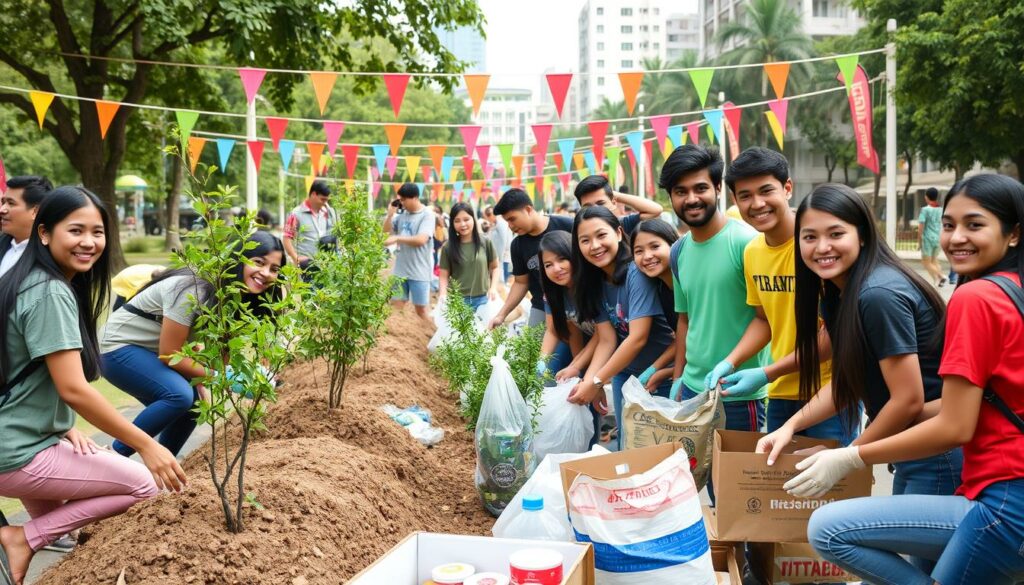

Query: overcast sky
[[478, 0, 699, 96]]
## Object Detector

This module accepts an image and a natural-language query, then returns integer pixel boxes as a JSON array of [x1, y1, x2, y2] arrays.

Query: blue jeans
[[464, 294, 488, 310], [766, 398, 861, 446], [502, 261, 511, 281], [100, 345, 199, 457], [809, 479, 1024, 585], [608, 371, 672, 451], [543, 341, 573, 384], [683, 386, 766, 505], [392, 278, 430, 306]]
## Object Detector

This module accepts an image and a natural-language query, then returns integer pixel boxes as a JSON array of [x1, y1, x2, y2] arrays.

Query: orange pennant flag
[[384, 124, 406, 156], [307, 143, 325, 176], [95, 100, 120, 140], [511, 154, 525, 178], [309, 72, 338, 115], [764, 62, 791, 100], [573, 152, 586, 171], [29, 91, 55, 129], [427, 145, 447, 177], [618, 72, 644, 115], [187, 137, 207, 173], [471, 179, 484, 196], [464, 74, 490, 116]]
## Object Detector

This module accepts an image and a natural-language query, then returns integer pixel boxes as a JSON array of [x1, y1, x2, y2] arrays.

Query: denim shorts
[[392, 278, 430, 306]]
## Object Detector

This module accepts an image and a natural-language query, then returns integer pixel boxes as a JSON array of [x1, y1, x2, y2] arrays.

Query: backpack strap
[[0, 360, 44, 409], [122, 302, 163, 324], [979, 275, 1024, 433], [669, 237, 686, 284]]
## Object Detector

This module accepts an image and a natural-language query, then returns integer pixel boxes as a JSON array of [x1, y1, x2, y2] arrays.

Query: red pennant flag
[[588, 121, 609, 168], [95, 100, 120, 140], [686, 122, 701, 145], [462, 155, 476, 179], [383, 74, 411, 118], [427, 145, 446, 177], [247, 140, 265, 172], [723, 101, 742, 155], [307, 143, 325, 176], [545, 73, 573, 118], [649, 115, 672, 155], [460, 125, 481, 157], [644, 140, 655, 197], [558, 172, 570, 192], [341, 144, 360, 178], [323, 121, 345, 157], [265, 117, 289, 150], [0, 156, 6, 194]]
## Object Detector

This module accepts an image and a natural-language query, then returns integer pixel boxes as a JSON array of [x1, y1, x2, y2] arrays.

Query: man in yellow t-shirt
[[705, 147, 857, 444]]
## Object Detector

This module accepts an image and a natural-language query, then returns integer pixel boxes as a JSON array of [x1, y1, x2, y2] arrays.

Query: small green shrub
[[124, 237, 151, 253]]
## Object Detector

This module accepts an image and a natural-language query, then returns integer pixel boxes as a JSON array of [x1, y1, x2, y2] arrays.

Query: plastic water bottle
[[502, 494, 572, 542]]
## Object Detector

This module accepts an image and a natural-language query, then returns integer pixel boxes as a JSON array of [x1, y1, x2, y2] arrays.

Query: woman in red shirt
[[776, 173, 1024, 585]]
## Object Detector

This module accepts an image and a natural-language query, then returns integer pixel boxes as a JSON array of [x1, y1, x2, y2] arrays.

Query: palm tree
[[715, 0, 815, 97], [592, 97, 631, 137], [639, 52, 701, 116]]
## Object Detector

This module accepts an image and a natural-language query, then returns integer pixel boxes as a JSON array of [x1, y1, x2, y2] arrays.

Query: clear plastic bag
[[533, 378, 595, 461], [427, 302, 456, 353], [475, 346, 537, 517]]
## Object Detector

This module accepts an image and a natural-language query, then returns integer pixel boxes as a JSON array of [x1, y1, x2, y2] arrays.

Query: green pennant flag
[[606, 145, 621, 187], [705, 124, 716, 145], [689, 68, 715, 108], [498, 143, 514, 174], [836, 54, 859, 95], [175, 110, 200, 146]]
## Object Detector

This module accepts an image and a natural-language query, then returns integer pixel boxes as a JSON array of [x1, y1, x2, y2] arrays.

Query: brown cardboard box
[[748, 541, 859, 584], [559, 441, 684, 499], [710, 430, 872, 543], [710, 543, 743, 584], [347, 532, 595, 585]]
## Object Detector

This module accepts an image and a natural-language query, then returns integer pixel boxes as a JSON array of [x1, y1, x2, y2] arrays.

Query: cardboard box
[[710, 430, 872, 543], [559, 441, 683, 498], [748, 541, 859, 584], [347, 532, 595, 585], [710, 543, 743, 584]]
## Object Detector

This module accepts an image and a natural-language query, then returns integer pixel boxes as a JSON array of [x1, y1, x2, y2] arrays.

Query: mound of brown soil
[[36, 310, 494, 585]]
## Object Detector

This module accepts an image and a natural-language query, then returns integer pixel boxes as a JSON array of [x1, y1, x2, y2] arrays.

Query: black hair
[[574, 175, 612, 204], [493, 188, 532, 216], [725, 146, 790, 193], [659, 145, 724, 192], [5, 175, 54, 208], [397, 182, 420, 199], [925, 187, 939, 202], [539, 231, 574, 341], [944, 173, 1024, 286], [445, 202, 482, 268], [632, 218, 679, 250], [572, 206, 631, 322], [255, 209, 273, 230], [309, 180, 331, 197], [0, 186, 111, 384], [794, 184, 944, 430]]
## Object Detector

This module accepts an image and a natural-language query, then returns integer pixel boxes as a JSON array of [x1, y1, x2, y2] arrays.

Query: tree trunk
[[872, 172, 882, 213], [1011, 150, 1024, 182], [825, 155, 836, 182], [902, 153, 914, 229], [165, 156, 183, 251]]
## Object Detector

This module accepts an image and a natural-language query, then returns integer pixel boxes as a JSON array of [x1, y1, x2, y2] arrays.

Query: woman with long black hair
[[538, 231, 597, 381], [0, 187, 184, 585], [99, 230, 287, 458], [629, 218, 679, 391], [438, 202, 499, 310]]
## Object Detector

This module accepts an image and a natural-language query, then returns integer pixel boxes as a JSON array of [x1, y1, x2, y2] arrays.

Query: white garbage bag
[[534, 378, 595, 461]]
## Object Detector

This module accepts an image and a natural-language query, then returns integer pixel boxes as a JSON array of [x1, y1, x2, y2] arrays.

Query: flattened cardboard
[[748, 541, 859, 584], [347, 532, 595, 585], [559, 442, 683, 501], [711, 430, 872, 543], [710, 543, 742, 584]]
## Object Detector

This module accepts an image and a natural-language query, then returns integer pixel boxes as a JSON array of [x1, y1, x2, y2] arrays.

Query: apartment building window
[[597, 76, 605, 86], [668, 34, 679, 42], [654, 7, 659, 15], [597, 42, 604, 50], [621, 42, 633, 50], [621, 60, 634, 68], [654, 25, 660, 32], [597, 59, 605, 68], [621, 7, 632, 16], [653, 42, 660, 50], [596, 6, 603, 15], [597, 24, 604, 33], [640, 7, 648, 14], [812, 0, 830, 17], [640, 25, 648, 32], [640, 41, 649, 48], [621, 25, 633, 33]]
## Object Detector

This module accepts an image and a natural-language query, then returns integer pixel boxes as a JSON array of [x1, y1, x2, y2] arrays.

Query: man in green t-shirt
[[664, 145, 769, 440]]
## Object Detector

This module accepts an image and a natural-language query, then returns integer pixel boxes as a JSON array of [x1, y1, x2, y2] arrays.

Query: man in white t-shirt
[[0, 175, 54, 277]]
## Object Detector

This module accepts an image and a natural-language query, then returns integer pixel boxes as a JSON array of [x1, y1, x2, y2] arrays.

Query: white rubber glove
[[783, 446, 865, 498]]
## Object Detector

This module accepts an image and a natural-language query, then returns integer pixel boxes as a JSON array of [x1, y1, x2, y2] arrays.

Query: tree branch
[[0, 92, 78, 159], [46, 0, 89, 92]]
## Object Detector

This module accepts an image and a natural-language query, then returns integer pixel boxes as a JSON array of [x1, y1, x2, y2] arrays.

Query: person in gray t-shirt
[[384, 183, 435, 319]]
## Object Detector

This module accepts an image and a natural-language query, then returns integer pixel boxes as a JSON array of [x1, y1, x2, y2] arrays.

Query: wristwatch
[[592, 375, 603, 388]]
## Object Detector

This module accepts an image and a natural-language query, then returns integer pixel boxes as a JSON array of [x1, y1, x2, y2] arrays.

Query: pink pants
[[0, 440, 158, 550]]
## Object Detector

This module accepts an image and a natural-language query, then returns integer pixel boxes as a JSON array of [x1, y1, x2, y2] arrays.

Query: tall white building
[[578, 0, 668, 116], [699, 0, 864, 61], [455, 87, 535, 152], [435, 25, 487, 73], [665, 13, 700, 61]]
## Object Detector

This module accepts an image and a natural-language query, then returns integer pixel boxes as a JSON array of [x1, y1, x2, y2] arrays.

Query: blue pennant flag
[[278, 139, 295, 171], [667, 125, 684, 149], [703, 109, 725, 145], [372, 144, 389, 175], [416, 182, 425, 197], [216, 139, 236, 174], [557, 138, 576, 172], [624, 131, 644, 163], [440, 155, 455, 182], [583, 150, 598, 174]]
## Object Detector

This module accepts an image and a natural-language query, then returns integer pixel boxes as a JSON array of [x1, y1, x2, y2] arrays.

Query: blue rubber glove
[[670, 378, 685, 401], [535, 358, 547, 378], [704, 360, 735, 390], [637, 365, 657, 386], [721, 367, 769, 398]]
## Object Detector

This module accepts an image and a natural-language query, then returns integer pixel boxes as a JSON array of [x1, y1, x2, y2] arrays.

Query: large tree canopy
[[0, 0, 484, 266]]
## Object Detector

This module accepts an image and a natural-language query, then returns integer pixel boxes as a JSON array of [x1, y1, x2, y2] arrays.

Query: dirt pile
[[36, 310, 494, 585]]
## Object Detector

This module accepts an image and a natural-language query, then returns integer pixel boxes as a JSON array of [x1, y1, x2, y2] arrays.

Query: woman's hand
[[138, 441, 188, 493], [63, 428, 99, 455], [783, 446, 865, 498], [644, 368, 673, 393], [555, 365, 581, 384], [196, 383, 210, 404], [567, 379, 600, 407], [756, 425, 796, 466]]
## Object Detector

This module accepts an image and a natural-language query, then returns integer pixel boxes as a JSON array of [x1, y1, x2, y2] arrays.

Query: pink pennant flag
[[723, 102, 742, 145], [588, 121, 609, 168], [0, 156, 6, 194], [265, 117, 288, 151], [386, 155, 399, 179], [383, 74, 411, 118], [462, 155, 476, 179], [238, 68, 267, 104], [558, 172, 570, 192], [341, 144, 360, 178], [475, 144, 490, 168], [686, 122, 701, 145], [532, 124, 553, 179], [247, 140, 265, 172], [769, 99, 789, 134], [460, 125, 481, 157], [545, 73, 573, 118], [371, 179, 382, 198], [323, 121, 345, 157], [649, 115, 672, 154]]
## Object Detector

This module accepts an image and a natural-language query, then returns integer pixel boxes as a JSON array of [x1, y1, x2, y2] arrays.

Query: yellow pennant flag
[[29, 91, 55, 129], [525, 180, 536, 200], [765, 111, 785, 149], [404, 155, 421, 181], [344, 179, 355, 195], [304, 175, 315, 194]]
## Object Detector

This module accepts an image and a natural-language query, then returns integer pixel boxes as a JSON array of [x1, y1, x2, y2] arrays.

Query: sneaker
[[938, 277, 947, 288], [42, 533, 76, 553]]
